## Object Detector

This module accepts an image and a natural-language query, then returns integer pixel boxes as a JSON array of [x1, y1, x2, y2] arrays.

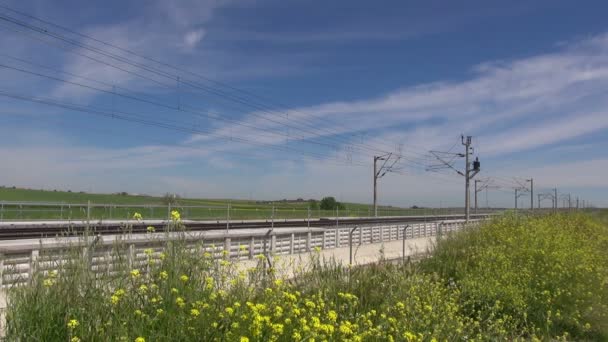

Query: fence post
[[335, 228, 340, 247], [224, 237, 231, 259], [349, 226, 358, 265], [29, 249, 39, 284], [380, 226, 384, 242], [306, 231, 312, 251], [127, 244, 135, 269], [249, 236, 255, 260], [0, 255, 4, 288], [87, 200, 91, 223], [322, 230, 327, 249], [289, 233, 295, 254], [402, 225, 410, 261]]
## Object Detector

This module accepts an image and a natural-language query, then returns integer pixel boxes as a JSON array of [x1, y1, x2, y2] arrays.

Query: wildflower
[[111, 295, 120, 305], [146, 226, 155, 233], [135, 338, 145, 342], [240, 337, 249, 342], [144, 248, 153, 256], [239, 244, 247, 251], [314, 246, 321, 253], [271, 323, 284, 335], [134, 309, 142, 316], [133, 212, 143, 221], [274, 279, 283, 287], [176, 297, 185, 308], [190, 309, 201, 317], [225, 307, 235, 315], [305, 300, 316, 309], [43, 278, 54, 287], [156, 309, 164, 315], [138, 284, 148, 293], [71, 337, 81, 342], [159, 271, 168, 280], [328, 310, 338, 322], [171, 210, 181, 221], [159, 252, 167, 260], [67, 319, 79, 330], [130, 269, 141, 279], [180, 274, 189, 282], [49, 270, 58, 278], [171, 288, 179, 294]]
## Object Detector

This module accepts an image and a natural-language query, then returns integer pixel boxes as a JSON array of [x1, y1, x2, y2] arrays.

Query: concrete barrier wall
[[0, 219, 478, 287]]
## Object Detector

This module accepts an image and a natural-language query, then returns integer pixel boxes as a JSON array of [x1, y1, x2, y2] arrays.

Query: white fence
[[0, 220, 475, 287]]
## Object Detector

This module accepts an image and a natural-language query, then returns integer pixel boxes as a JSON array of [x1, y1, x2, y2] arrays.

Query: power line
[[0, 8, 438, 166], [0, 3, 436, 156]]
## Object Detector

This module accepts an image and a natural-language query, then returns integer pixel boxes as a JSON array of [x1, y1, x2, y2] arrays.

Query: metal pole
[[373, 156, 378, 217], [554, 188, 558, 212], [465, 141, 470, 222], [515, 189, 518, 210], [474, 180, 479, 214], [530, 178, 534, 211], [226, 203, 230, 232]]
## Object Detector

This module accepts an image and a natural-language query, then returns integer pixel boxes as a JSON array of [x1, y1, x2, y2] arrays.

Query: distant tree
[[320, 196, 344, 210]]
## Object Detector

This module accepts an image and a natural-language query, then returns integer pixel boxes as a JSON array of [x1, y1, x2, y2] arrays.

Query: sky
[[0, 0, 607, 208]]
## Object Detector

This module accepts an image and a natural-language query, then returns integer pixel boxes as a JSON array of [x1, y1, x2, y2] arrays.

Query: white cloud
[[183, 29, 206, 49], [187, 32, 608, 161]]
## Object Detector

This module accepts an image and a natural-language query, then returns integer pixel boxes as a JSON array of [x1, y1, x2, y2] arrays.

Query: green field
[[0, 187, 458, 221]]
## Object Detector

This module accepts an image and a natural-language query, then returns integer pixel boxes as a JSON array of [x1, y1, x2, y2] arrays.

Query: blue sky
[[0, 0, 607, 207]]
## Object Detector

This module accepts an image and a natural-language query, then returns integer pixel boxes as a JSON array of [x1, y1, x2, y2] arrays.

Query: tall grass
[[5, 212, 608, 341]]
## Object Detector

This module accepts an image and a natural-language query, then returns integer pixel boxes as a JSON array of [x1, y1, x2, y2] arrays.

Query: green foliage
[[422, 213, 608, 340], [319, 197, 345, 211], [6, 212, 608, 340]]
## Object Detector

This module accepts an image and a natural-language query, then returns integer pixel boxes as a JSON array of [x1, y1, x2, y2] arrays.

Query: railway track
[[0, 214, 490, 240]]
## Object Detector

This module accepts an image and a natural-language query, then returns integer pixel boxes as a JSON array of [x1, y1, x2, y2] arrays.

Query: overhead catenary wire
[[0, 3, 436, 156], [0, 8, 436, 164]]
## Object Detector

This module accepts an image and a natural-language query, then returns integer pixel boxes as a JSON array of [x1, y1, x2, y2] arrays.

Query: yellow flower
[[190, 309, 201, 317], [49, 270, 58, 278], [144, 248, 153, 256], [225, 307, 234, 315], [159, 271, 168, 280], [43, 278, 54, 287], [180, 274, 189, 282], [176, 297, 185, 307], [130, 269, 141, 279], [111, 295, 120, 305], [138, 284, 148, 293], [171, 288, 179, 294], [146, 226, 155, 232], [67, 319, 79, 330], [171, 210, 181, 221], [328, 310, 338, 322], [156, 308, 164, 315], [134, 309, 142, 316], [133, 212, 143, 221], [159, 252, 167, 260], [135, 338, 146, 342], [71, 337, 81, 342]]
